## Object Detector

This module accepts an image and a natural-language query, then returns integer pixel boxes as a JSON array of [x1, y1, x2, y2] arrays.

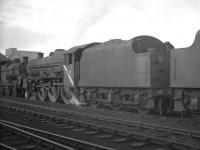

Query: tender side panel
[[150, 52, 170, 88], [79, 41, 151, 87], [171, 31, 200, 88], [171, 49, 200, 88]]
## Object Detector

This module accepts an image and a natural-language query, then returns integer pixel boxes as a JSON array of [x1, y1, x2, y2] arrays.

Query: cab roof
[[66, 42, 100, 54]]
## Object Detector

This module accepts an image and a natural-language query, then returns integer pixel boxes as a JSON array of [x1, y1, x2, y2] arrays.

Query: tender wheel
[[0, 86, 3, 95], [0, 87, 6, 96], [182, 91, 191, 112], [137, 97, 152, 115], [37, 87, 48, 102], [29, 90, 37, 100], [12, 86, 17, 97], [9, 87, 14, 96], [158, 96, 167, 116], [181, 90, 200, 113], [4, 87, 10, 96], [48, 85, 60, 103]]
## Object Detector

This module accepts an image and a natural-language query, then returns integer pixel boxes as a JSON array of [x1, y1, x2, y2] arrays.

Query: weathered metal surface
[[171, 30, 200, 88], [27, 49, 66, 78], [66, 42, 100, 54], [150, 52, 170, 87], [79, 36, 167, 88]]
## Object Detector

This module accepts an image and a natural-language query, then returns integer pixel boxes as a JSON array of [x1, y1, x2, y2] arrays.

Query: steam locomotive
[[0, 30, 200, 115]]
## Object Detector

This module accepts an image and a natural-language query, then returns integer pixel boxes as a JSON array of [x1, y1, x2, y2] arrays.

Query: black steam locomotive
[[0, 31, 200, 115]]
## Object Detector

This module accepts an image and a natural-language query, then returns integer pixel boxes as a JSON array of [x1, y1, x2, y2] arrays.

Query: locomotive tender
[[0, 31, 200, 115]]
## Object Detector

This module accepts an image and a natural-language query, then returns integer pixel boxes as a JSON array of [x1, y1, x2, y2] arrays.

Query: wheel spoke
[[48, 86, 60, 103], [137, 97, 152, 115], [37, 87, 47, 102]]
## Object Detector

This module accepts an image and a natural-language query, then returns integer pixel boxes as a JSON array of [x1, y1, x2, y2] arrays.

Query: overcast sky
[[0, 0, 200, 56]]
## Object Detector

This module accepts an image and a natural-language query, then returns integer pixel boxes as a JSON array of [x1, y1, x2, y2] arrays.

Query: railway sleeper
[[84, 130, 99, 135], [6, 139, 27, 146], [129, 141, 148, 148], [97, 133, 113, 139], [16, 143, 38, 150], [64, 125, 76, 129], [113, 135, 132, 143], [0, 135, 19, 141], [53, 123, 68, 127], [73, 127, 87, 132]]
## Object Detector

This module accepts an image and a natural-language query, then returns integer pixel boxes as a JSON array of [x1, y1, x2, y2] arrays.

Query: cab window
[[64, 53, 72, 65]]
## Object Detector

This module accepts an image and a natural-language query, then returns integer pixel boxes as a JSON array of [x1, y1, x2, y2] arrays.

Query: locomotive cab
[[63, 53, 75, 87], [61, 43, 100, 104], [62, 51, 80, 105]]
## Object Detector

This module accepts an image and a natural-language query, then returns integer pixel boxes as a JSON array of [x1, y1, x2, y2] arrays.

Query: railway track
[[0, 120, 76, 150], [0, 98, 200, 150], [0, 119, 113, 150]]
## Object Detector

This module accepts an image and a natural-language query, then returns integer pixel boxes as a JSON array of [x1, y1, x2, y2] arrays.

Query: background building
[[5, 48, 43, 61]]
